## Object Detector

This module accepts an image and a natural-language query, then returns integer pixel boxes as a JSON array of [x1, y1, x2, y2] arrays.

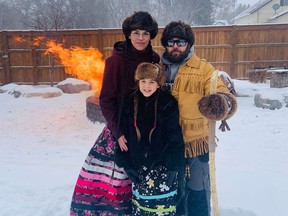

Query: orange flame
[[13, 36, 25, 43], [45, 40, 105, 94], [33, 36, 45, 46]]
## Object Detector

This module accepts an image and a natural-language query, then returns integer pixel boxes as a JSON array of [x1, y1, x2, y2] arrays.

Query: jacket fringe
[[180, 118, 206, 131], [185, 137, 209, 158], [173, 74, 204, 94]]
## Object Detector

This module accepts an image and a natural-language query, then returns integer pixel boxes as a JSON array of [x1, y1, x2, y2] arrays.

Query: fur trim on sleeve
[[219, 92, 238, 120], [198, 94, 229, 121]]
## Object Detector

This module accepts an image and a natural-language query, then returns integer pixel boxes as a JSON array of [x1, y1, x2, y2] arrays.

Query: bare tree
[[10, 0, 83, 30], [0, 0, 23, 29], [104, 0, 150, 27], [74, 0, 108, 28], [212, 0, 235, 21], [147, 0, 214, 26], [212, 0, 250, 24], [76, 0, 214, 28], [4, 0, 242, 30]]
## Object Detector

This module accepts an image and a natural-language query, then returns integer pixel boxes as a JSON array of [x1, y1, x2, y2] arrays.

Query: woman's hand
[[118, 135, 128, 151]]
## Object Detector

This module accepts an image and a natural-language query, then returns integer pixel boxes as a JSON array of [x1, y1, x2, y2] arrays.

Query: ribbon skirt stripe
[[70, 126, 132, 216], [132, 166, 177, 216]]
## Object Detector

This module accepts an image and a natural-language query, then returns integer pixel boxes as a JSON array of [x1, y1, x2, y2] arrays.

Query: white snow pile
[[0, 78, 91, 98], [233, 79, 288, 109]]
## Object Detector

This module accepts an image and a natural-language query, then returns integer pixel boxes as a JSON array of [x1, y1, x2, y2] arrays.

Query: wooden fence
[[1, 23, 288, 85]]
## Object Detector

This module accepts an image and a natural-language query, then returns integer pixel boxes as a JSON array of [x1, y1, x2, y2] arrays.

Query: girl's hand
[[118, 135, 128, 151]]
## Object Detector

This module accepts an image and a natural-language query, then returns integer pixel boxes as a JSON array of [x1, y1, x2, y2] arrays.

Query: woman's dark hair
[[122, 11, 158, 40], [161, 21, 195, 47]]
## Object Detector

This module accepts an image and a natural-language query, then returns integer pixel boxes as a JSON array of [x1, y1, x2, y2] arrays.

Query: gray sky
[[237, 0, 261, 6]]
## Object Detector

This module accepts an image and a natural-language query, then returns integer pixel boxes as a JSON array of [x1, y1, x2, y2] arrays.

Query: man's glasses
[[167, 39, 188, 47]]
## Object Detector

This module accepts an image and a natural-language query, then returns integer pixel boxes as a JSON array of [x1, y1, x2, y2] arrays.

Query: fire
[[45, 40, 105, 94], [13, 36, 25, 43], [33, 36, 45, 46], [13, 35, 105, 94]]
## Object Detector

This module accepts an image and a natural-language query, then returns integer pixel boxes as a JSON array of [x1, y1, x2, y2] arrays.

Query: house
[[212, 20, 229, 26], [233, 0, 288, 24]]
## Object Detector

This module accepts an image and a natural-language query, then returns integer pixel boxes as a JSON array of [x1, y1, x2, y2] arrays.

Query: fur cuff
[[219, 92, 238, 120], [198, 94, 229, 120]]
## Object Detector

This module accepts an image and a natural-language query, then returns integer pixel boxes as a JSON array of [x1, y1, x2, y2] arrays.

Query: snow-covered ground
[[0, 79, 287, 216]]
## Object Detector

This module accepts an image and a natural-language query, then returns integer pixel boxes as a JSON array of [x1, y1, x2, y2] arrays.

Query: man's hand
[[118, 135, 128, 151]]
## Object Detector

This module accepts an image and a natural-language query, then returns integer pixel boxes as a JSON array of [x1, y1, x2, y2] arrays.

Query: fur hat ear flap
[[135, 63, 166, 86]]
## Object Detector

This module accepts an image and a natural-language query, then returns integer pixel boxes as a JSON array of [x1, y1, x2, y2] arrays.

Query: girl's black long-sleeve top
[[115, 89, 185, 172]]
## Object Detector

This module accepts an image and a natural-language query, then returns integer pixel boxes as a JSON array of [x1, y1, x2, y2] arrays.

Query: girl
[[116, 62, 185, 215]]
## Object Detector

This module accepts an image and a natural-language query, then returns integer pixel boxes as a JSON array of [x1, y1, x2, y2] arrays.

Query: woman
[[70, 11, 159, 216], [115, 63, 185, 215]]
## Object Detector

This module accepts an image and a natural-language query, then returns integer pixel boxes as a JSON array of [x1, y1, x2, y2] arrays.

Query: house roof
[[234, 0, 273, 20], [269, 8, 288, 20]]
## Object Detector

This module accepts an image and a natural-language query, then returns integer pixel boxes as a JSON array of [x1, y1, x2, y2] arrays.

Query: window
[[280, 0, 288, 6]]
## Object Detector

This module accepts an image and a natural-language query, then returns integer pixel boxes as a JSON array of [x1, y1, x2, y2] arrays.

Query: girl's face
[[139, 78, 159, 97], [129, 29, 151, 51]]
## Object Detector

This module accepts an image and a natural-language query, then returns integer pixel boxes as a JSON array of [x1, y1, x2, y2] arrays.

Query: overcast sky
[[237, 0, 260, 6]]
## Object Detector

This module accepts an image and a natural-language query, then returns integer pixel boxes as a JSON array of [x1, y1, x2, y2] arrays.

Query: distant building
[[233, 0, 288, 24], [213, 20, 229, 26]]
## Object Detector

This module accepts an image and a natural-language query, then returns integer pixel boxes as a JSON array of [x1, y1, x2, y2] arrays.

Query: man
[[161, 21, 237, 216]]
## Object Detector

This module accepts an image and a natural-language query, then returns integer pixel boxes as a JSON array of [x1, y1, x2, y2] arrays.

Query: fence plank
[[1, 31, 11, 84]]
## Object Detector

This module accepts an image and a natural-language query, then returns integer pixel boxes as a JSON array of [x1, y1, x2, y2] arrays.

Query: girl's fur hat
[[161, 21, 195, 47], [135, 62, 166, 86], [122, 11, 158, 40]]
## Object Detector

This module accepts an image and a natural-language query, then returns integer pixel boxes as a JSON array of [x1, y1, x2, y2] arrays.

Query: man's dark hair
[[161, 21, 195, 47]]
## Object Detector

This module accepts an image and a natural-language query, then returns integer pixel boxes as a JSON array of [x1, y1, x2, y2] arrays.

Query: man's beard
[[163, 46, 190, 63]]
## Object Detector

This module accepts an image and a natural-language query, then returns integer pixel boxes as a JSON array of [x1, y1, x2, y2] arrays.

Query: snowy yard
[[0, 80, 287, 216]]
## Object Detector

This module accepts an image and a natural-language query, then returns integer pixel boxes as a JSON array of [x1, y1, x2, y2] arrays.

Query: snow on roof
[[213, 20, 229, 26], [234, 0, 273, 20]]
